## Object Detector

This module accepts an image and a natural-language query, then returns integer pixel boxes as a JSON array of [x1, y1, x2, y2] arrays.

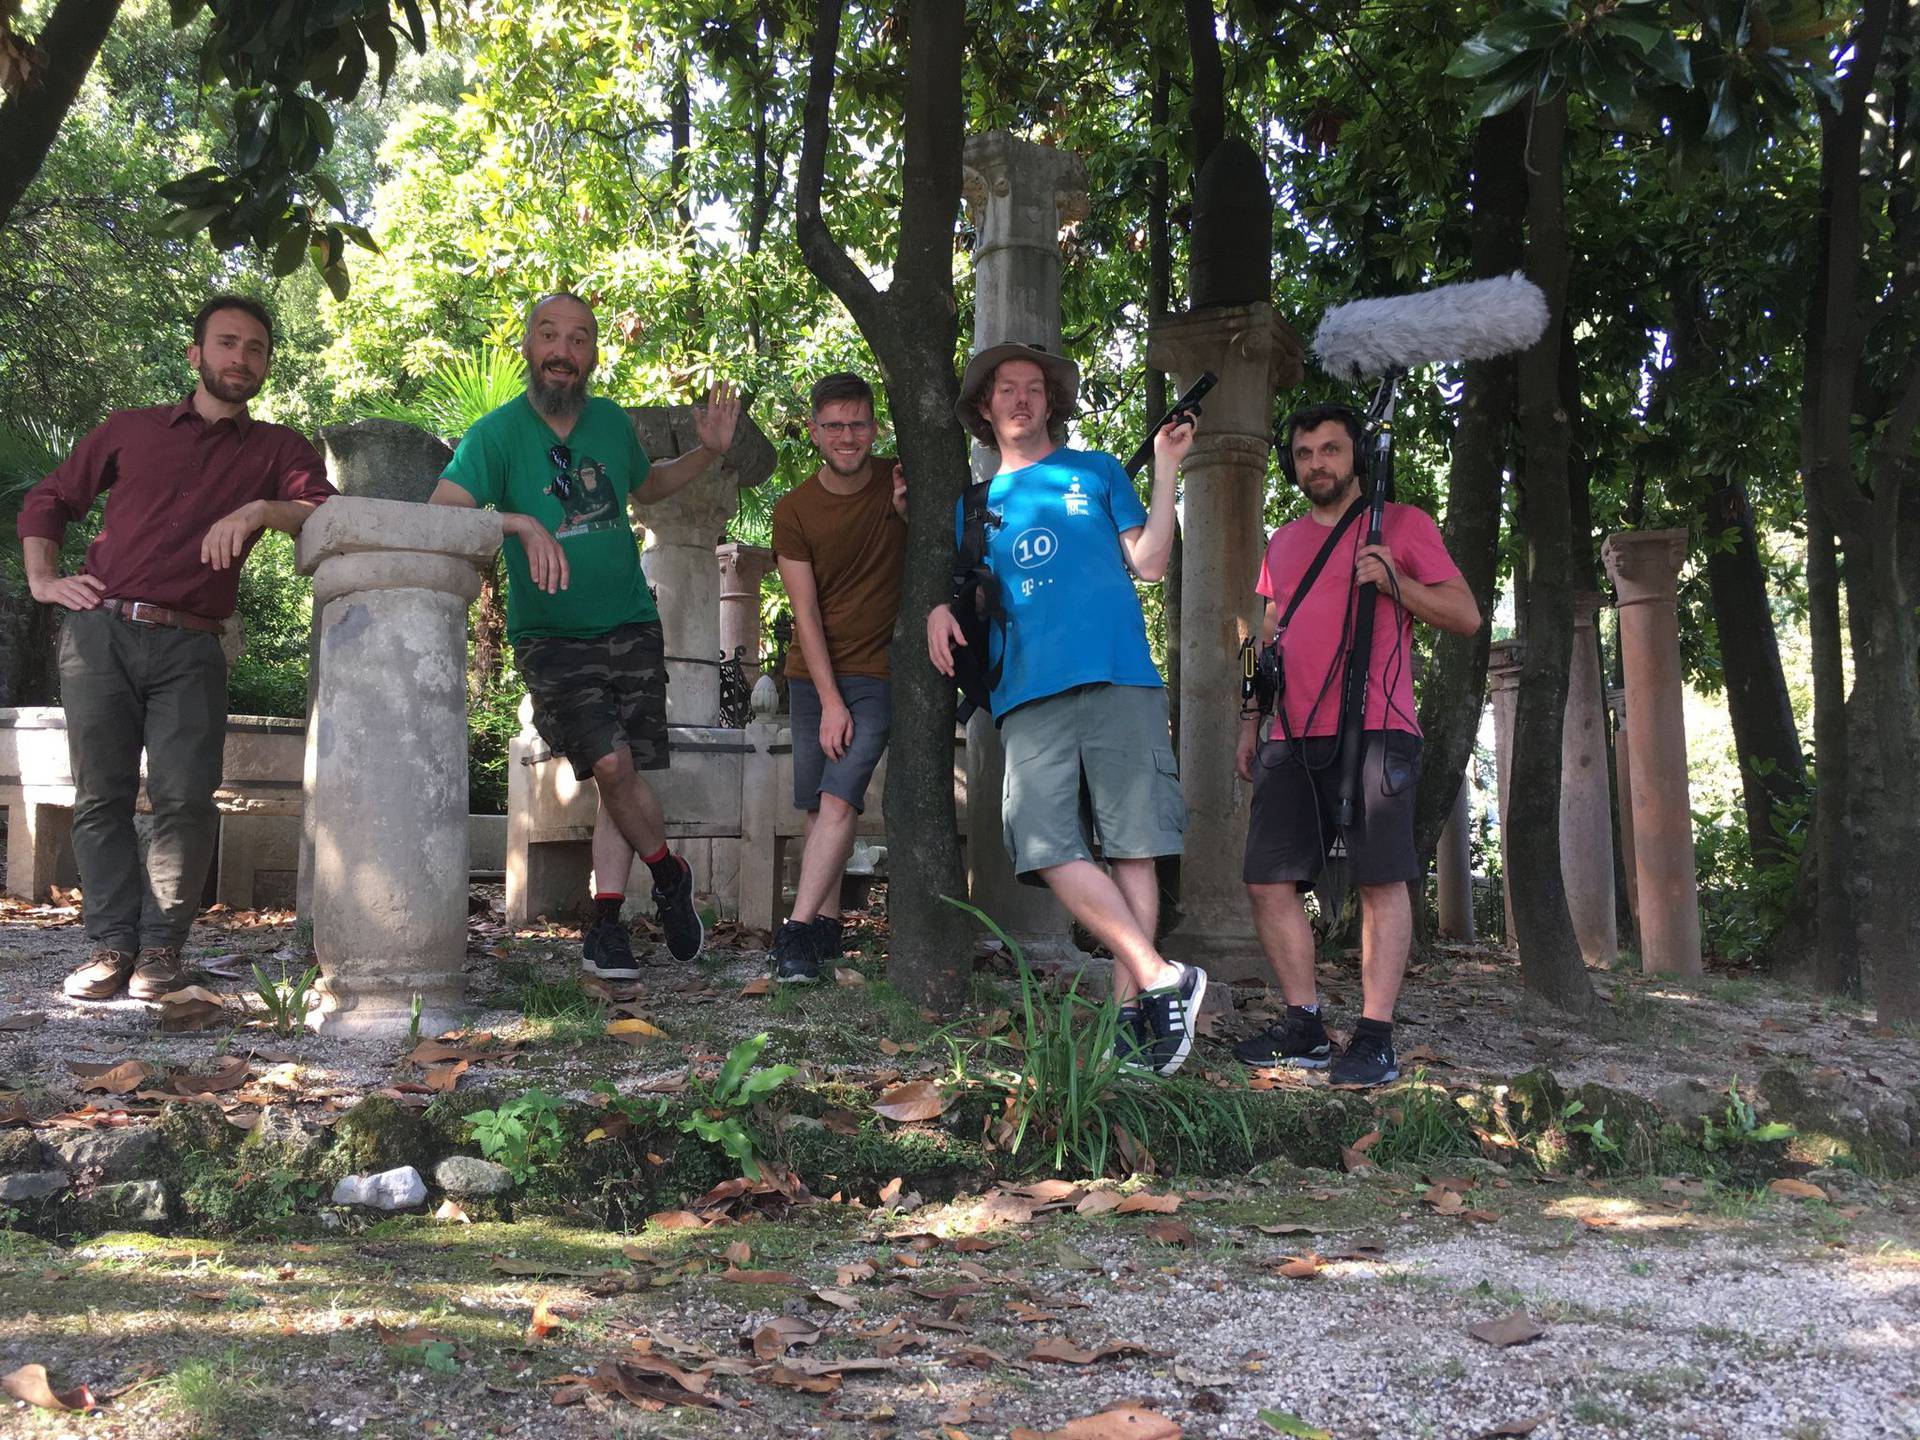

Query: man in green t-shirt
[[432, 292, 740, 978]]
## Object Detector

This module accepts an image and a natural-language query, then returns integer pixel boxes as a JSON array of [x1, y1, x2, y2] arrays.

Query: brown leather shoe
[[127, 946, 186, 1001], [64, 948, 136, 1001]]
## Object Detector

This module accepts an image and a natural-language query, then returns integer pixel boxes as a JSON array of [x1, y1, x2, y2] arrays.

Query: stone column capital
[[1487, 637, 1526, 685], [715, 541, 777, 590], [296, 496, 502, 607], [1146, 303, 1305, 396], [1601, 528, 1688, 606], [1571, 590, 1608, 626], [963, 131, 1089, 232]]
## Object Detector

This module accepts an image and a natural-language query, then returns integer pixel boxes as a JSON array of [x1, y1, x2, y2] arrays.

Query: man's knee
[[1356, 881, 1410, 909], [816, 792, 857, 823], [589, 749, 635, 788]]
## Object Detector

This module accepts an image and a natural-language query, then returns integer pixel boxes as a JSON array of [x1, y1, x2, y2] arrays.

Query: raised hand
[[1154, 413, 1197, 469], [695, 381, 742, 456]]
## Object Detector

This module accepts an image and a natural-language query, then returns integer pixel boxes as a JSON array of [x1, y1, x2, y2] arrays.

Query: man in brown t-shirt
[[767, 372, 907, 983]]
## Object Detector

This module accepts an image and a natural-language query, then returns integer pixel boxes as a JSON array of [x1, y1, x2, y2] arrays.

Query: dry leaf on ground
[[527, 1298, 573, 1340], [2, 1364, 96, 1412], [1473, 1415, 1550, 1438], [1114, 1192, 1180, 1215], [1271, 1252, 1324, 1280], [739, 976, 771, 997], [873, 1080, 947, 1122], [1011, 1404, 1182, 1440], [1075, 1190, 1124, 1216], [722, 1240, 752, 1266], [1467, 1310, 1546, 1348], [750, 1317, 821, 1360], [764, 1365, 840, 1393], [721, 1266, 800, 1285], [606, 1017, 669, 1042], [1422, 1185, 1466, 1215], [1142, 1219, 1195, 1247], [1026, 1338, 1148, 1366], [646, 1210, 708, 1232], [71, 1060, 155, 1095], [834, 967, 867, 987], [1768, 1178, 1828, 1201]]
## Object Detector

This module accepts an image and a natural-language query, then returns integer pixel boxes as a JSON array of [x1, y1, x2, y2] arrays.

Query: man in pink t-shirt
[[1232, 403, 1481, 1086]]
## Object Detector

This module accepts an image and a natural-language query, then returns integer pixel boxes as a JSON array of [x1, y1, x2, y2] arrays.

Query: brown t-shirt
[[771, 457, 907, 681]]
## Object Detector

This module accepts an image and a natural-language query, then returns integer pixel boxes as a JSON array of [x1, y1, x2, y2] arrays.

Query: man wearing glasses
[[766, 373, 907, 983], [431, 292, 740, 978]]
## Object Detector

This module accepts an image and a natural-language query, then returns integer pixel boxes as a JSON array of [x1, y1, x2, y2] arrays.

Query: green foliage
[[1702, 1077, 1795, 1152], [464, 1088, 568, 1184], [365, 347, 526, 441], [250, 960, 319, 1037], [596, 1033, 796, 1180], [1693, 782, 1808, 959], [1370, 1075, 1480, 1168], [467, 670, 525, 816], [170, 1344, 259, 1437], [387, 1338, 460, 1375], [1560, 1099, 1622, 1157], [938, 897, 1250, 1178]]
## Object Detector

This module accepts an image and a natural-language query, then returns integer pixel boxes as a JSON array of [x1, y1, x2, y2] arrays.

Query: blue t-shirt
[[954, 447, 1163, 718]]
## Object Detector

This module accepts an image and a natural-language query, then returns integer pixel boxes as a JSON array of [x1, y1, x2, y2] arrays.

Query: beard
[[1303, 470, 1357, 506], [198, 360, 263, 405], [528, 363, 588, 418], [822, 449, 871, 479]]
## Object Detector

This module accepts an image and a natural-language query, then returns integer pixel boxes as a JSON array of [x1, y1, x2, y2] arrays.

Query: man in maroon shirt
[[17, 294, 336, 1003]]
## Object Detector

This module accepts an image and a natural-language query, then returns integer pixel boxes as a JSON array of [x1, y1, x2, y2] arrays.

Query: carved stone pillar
[[1487, 639, 1523, 947], [1561, 592, 1618, 964], [959, 130, 1089, 960], [1602, 529, 1701, 975], [1146, 304, 1303, 975], [297, 497, 502, 1036], [716, 542, 777, 687]]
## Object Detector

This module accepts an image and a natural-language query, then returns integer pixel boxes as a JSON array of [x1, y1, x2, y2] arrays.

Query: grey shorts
[[1243, 729, 1422, 886], [789, 676, 891, 813], [1000, 683, 1185, 884]]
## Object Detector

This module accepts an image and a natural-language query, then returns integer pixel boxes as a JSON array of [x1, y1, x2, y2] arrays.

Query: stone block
[[434, 1155, 513, 1197], [297, 494, 503, 574], [318, 419, 453, 503], [0, 1170, 69, 1202], [0, 1133, 54, 1170], [469, 814, 508, 872], [51, 1127, 164, 1184], [244, 1106, 327, 1163], [217, 812, 303, 910], [333, 1165, 428, 1210], [90, 1179, 169, 1223]]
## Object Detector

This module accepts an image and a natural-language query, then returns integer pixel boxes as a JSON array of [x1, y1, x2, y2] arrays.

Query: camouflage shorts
[[515, 619, 670, 780]]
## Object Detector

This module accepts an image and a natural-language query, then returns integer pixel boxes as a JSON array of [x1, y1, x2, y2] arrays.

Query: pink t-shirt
[[1255, 501, 1460, 740]]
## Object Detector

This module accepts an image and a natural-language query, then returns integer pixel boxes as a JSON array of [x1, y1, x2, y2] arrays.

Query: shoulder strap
[[1276, 496, 1366, 635]]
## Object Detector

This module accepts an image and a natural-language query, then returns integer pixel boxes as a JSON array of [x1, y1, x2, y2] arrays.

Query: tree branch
[[794, 0, 885, 337], [0, 0, 127, 231], [893, 0, 964, 297]]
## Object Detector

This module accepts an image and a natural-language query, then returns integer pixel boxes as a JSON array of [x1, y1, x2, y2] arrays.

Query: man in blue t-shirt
[[926, 343, 1206, 1077]]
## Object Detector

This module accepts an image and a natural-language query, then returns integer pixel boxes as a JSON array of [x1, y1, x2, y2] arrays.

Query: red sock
[[641, 846, 681, 888]]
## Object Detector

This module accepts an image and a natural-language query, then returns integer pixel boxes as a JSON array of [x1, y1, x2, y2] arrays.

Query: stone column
[[631, 408, 778, 727], [299, 421, 454, 917], [1147, 305, 1303, 976], [1436, 773, 1475, 940], [1487, 639, 1523, 946], [1608, 684, 1639, 922], [1602, 529, 1701, 975], [297, 497, 502, 1037], [1561, 593, 1618, 964], [958, 130, 1089, 961], [716, 542, 777, 686]]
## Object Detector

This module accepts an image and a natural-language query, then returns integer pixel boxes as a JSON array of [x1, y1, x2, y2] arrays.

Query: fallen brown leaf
[[1010, 1403, 1182, 1440], [764, 1365, 840, 1393], [646, 1210, 707, 1231], [811, 1286, 861, 1311], [722, 1239, 752, 1266], [721, 1266, 799, 1285], [750, 1317, 821, 1361], [1026, 1338, 1148, 1366], [1768, 1178, 1828, 1201], [2, 1364, 95, 1412], [72, 1060, 155, 1096], [1473, 1415, 1551, 1438], [1142, 1218, 1195, 1248], [1075, 1190, 1123, 1216], [872, 1079, 947, 1122], [833, 967, 867, 987], [527, 1298, 573, 1340], [1272, 1252, 1323, 1280], [1422, 1185, 1466, 1215], [739, 975, 772, 998], [1114, 1192, 1180, 1215], [1467, 1310, 1546, 1348]]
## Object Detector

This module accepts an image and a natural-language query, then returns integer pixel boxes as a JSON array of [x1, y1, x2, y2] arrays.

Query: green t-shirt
[[443, 394, 659, 641]]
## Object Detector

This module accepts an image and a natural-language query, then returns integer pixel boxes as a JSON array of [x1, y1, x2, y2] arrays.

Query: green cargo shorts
[[999, 683, 1185, 885]]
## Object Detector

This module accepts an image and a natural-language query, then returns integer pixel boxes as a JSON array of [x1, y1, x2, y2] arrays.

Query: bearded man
[[431, 291, 739, 978], [18, 294, 336, 1003]]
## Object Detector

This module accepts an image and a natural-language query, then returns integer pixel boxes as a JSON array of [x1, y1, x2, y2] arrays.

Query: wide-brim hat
[[954, 341, 1080, 443]]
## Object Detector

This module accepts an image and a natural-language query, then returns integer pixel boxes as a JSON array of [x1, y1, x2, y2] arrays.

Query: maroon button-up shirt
[[16, 397, 336, 620]]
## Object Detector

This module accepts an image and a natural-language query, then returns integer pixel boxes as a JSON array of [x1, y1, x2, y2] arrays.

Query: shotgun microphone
[[1311, 272, 1550, 382]]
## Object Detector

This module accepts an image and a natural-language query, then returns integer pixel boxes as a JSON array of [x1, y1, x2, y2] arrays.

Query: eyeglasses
[[547, 443, 572, 500], [815, 420, 874, 439]]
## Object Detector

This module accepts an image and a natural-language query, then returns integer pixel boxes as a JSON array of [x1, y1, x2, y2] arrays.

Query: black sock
[[1288, 1003, 1322, 1019], [641, 846, 682, 889], [594, 892, 624, 925], [1353, 1016, 1394, 1042]]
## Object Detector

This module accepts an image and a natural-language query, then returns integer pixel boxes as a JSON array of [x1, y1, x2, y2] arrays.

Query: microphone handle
[[1333, 423, 1394, 829]]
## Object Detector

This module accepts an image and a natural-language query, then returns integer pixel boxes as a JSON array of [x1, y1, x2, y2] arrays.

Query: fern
[[365, 348, 527, 442]]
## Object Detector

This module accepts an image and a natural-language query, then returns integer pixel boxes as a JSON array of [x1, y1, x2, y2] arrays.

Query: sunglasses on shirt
[[546, 443, 573, 500]]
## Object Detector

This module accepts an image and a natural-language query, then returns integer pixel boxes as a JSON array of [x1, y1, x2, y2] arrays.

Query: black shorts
[[514, 619, 670, 781], [1242, 729, 1421, 886]]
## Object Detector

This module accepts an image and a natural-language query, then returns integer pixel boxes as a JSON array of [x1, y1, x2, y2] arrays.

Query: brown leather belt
[[102, 598, 226, 635]]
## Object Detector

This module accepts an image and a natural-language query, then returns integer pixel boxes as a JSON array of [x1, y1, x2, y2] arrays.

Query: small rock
[[332, 1165, 428, 1210], [53, 1126, 165, 1184], [434, 1155, 513, 1197], [1654, 1077, 1723, 1125], [0, 1170, 70, 1202], [92, 1179, 169, 1222], [1804, 1167, 1878, 1204], [0, 1132, 54, 1170], [246, 1105, 325, 1161]]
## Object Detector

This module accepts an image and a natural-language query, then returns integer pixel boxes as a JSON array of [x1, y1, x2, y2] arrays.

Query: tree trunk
[[0, 0, 124, 232], [1701, 478, 1805, 867], [1505, 96, 1594, 1014], [1412, 108, 1526, 862], [470, 558, 507, 698], [796, 0, 970, 1013]]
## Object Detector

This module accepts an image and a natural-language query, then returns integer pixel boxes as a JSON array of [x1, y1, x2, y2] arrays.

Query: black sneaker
[[808, 914, 845, 960], [771, 919, 820, 985], [581, 913, 640, 980], [1110, 1004, 1154, 1072], [1137, 963, 1208, 1077], [1330, 1026, 1399, 1088], [652, 856, 705, 962], [1233, 1006, 1332, 1069]]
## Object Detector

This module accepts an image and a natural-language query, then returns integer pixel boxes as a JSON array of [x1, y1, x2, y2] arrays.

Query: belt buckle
[[123, 601, 161, 628]]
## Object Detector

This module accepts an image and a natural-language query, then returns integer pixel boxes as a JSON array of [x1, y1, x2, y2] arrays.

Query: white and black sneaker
[[1138, 963, 1208, 1077], [1330, 1023, 1399, 1088], [580, 914, 640, 980], [771, 919, 820, 985], [1233, 1006, 1332, 1069]]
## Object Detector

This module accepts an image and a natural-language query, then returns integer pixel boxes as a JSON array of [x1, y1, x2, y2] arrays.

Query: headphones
[[1275, 404, 1365, 488]]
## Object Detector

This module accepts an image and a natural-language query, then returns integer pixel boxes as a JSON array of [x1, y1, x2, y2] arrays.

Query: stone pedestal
[[958, 130, 1089, 960], [1436, 772, 1475, 940], [1608, 684, 1639, 922], [1561, 593, 1618, 964], [631, 407, 777, 726], [1602, 529, 1701, 976], [716, 542, 777, 684], [297, 497, 502, 1036], [1147, 304, 1303, 976], [1487, 639, 1523, 946]]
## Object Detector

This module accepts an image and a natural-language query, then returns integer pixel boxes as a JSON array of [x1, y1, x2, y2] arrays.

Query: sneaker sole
[[580, 958, 643, 980], [1330, 1066, 1401, 1088], [1236, 1052, 1331, 1070], [774, 972, 819, 985], [1155, 967, 1207, 1077]]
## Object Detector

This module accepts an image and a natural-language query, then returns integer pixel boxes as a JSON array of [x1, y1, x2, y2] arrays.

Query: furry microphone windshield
[[1311, 272, 1550, 382]]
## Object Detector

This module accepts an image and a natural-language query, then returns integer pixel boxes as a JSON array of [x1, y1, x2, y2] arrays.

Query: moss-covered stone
[[1758, 1066, 1919, 1177], [324, 1096, 429, 1179]]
